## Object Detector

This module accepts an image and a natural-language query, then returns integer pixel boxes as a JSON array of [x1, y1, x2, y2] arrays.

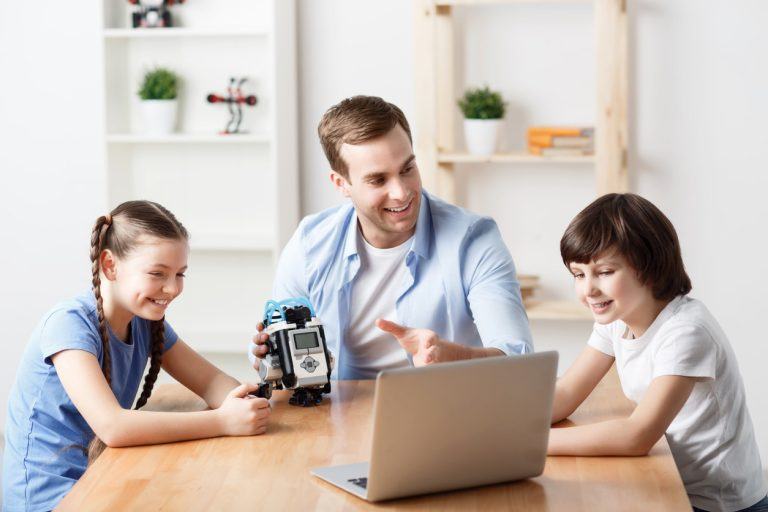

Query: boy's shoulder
[[657, 295, 717, 335]]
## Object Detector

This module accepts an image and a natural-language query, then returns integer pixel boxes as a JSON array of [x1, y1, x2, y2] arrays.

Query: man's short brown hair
[[317, 95, 412, 180], [560, 193, 692, 301]]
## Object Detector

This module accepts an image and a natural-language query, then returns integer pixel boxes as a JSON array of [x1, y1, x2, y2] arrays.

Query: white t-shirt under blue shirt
[[344, 228, 413, 379], [588, 295, 766, 512], [2, 292, 178, 512]]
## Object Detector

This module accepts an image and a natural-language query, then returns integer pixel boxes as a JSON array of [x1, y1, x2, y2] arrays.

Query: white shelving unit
[[99, 0, 298, 353]]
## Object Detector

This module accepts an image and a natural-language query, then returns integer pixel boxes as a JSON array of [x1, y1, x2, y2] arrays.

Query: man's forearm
[[444, 341, 504, 361]]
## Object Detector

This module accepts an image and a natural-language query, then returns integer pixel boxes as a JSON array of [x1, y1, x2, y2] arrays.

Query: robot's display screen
[[294, 332, 320, 350]]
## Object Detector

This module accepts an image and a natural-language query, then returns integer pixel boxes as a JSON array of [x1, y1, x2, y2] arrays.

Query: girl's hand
[[216, 382, 271, 436]]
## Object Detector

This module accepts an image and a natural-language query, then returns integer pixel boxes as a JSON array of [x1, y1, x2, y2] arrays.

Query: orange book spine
[[527, 133, 555, 147], [527, 126, 592, 138]]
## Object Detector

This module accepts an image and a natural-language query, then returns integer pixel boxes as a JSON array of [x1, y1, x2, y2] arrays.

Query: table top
[[58, 369, 691, 511]]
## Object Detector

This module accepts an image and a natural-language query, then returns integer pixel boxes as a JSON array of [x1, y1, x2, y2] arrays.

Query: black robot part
[[283, 305, 312, 327]]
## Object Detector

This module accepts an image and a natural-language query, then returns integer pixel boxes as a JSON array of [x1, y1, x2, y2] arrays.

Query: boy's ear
[[329, 170, 351, 198], [100, 250, 118, 281]]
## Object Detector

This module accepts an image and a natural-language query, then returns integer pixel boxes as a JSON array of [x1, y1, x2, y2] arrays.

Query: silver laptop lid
[[366, 351, 558, 501]]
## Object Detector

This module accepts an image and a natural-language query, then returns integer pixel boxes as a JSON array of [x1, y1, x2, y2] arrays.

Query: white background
[[1, 0, 766, 478]]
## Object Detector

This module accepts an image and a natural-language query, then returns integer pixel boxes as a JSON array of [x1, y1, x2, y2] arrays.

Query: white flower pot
[[463, 118, 503, 156], [139, 99, 178, 135]]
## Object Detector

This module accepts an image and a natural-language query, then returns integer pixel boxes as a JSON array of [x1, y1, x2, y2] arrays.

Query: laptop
[[311, 351, 558, 502]]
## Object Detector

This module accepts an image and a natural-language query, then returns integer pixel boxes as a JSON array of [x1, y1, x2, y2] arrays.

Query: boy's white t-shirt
[[344, 229, 412, 379], [588, 295, 766, 512]]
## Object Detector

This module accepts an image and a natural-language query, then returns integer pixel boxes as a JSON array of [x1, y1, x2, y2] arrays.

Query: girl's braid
[[134, 319, 165, 410], [89, 215, 112, 387]]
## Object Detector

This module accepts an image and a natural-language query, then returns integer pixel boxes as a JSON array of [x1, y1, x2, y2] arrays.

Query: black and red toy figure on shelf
[[206, 78, 258, 135], [128, 0, 185, 28]]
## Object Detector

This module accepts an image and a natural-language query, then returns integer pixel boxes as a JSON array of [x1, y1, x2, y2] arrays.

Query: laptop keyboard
[[348, 477, 368, 489]]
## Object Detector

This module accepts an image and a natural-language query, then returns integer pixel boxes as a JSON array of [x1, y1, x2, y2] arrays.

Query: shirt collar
[[341, 190, 432, 261]]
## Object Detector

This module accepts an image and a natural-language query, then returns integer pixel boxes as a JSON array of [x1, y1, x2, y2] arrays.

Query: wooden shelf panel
[[438, 151, 595, 164], [525, 299, 593, 320], [436, 0, 591, 5], [103, 27, 267, 39], [106, 133, 270, 144]]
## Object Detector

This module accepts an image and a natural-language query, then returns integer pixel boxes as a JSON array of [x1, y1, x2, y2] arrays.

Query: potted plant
[[137, 67, 179, 135], [457, 85, 506, 156]]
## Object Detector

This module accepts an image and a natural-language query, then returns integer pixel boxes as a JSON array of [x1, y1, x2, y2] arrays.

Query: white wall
[[0, 0, 766, 472], [0, 2, 105, 428]]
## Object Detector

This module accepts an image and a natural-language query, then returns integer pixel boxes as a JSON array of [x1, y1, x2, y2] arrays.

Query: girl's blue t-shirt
[[2, 292, 178, 512]]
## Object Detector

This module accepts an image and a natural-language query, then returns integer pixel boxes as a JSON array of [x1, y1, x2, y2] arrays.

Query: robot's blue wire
[[263, 297, 316, 325]]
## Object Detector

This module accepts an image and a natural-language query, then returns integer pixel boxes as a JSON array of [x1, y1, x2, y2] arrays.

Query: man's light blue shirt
[[271, 190, 533, 380]]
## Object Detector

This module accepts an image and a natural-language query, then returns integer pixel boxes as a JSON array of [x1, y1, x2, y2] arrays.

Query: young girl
[[2, 200, 270, 511], [550, 193, 767, 512]]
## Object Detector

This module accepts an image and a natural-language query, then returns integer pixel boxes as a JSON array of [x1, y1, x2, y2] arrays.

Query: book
[[528, 145, 593, 157], [527, 126, 594, 138], [528, 133, 593, 148]]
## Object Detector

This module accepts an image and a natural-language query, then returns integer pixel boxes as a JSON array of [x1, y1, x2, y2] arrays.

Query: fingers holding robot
[[251, 298, 335, 407]]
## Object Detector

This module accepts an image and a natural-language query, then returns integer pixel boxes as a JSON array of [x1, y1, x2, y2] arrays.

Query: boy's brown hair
[[317, 95, 412, 181], [560, 193, 692, 301]]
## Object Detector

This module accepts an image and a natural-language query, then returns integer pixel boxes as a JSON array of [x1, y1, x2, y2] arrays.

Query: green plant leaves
[[138, 67, 178, 100], [457, 85, 506, 119]]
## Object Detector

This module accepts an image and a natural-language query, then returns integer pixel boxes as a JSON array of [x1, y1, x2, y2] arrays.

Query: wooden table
[[58, 370, 691, 511]]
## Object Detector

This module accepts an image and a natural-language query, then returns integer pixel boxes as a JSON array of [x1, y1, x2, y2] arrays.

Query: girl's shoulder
[[35, 291, 102, 362]]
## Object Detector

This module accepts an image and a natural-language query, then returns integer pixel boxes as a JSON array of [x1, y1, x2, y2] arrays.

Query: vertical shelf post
[[595, 0, 629, 195], [414, 0, 440, 197]]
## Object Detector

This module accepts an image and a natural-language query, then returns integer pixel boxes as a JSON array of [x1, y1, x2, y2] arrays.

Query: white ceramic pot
[[139, 99, 178, 135], [463, 118, 502, 156]]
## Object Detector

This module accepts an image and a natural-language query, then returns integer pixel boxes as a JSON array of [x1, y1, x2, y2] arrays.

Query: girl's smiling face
[[569, 251, 658, 334], [104, 235, 189, 323]]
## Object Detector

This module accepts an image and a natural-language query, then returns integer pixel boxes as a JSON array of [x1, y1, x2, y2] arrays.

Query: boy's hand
[[376, 319, 465, 366], [217, 382, 270, 436], [248, 322, 270, 368]]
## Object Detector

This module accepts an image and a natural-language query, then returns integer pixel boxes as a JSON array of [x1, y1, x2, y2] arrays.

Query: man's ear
[[329, 171, 351, 198], [100, 250, 118, 281]]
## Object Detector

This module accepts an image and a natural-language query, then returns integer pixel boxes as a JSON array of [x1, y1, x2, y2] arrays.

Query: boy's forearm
[[105, 408, 224, 447], [548, 419, 657, 457], [551, 383, 576, 424]]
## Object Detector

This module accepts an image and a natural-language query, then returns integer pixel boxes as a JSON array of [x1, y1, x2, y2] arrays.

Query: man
[[250, 95, 532, 379]]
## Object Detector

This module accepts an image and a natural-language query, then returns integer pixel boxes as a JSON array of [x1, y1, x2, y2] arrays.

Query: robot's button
[[302, 356, 318, 373]]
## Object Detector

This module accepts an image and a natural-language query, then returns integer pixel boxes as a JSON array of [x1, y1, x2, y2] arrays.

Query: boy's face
[[330, 125, 422, 249], [568, 252, 655, 327], [105, 236, 189, 322]]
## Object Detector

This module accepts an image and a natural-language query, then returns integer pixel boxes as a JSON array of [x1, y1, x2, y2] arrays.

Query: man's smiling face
[[331, 124, 422, 249]]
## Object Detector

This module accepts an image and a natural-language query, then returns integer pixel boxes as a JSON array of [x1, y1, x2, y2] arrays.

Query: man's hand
[[376, 319, 467, 366], [248, 322, 270, 369]]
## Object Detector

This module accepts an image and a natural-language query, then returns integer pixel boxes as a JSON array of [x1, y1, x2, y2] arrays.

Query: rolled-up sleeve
[[462, 218, 533, 355]]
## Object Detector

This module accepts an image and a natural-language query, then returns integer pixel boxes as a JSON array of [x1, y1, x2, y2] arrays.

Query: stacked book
[[527, 126, 594, 157]]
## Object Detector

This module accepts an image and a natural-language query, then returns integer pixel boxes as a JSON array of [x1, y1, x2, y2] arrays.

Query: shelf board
[[436, 0, 591, 5], [438, 151, 594, 164], [189, 234, 274, 252], [106, 133, 270, 144], [177, 327, 252, 354], [103, 27, 267, 39], [524, 300, 593, 321]]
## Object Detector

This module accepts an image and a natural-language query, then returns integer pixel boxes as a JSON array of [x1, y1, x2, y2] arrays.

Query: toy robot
[[128, 0, 185, 29], [254, 298, 334, 407], [206, 77, 258, 135]]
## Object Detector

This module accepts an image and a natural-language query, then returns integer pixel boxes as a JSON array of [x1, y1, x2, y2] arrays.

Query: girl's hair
[[560, 193, 692, 301], [90, 200, 188, 406]]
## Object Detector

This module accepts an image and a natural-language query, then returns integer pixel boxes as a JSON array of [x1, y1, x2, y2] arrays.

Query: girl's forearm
[[103, 408, 224, 447], [201, 372, 240, 409], [548, 419, 657, 457]]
